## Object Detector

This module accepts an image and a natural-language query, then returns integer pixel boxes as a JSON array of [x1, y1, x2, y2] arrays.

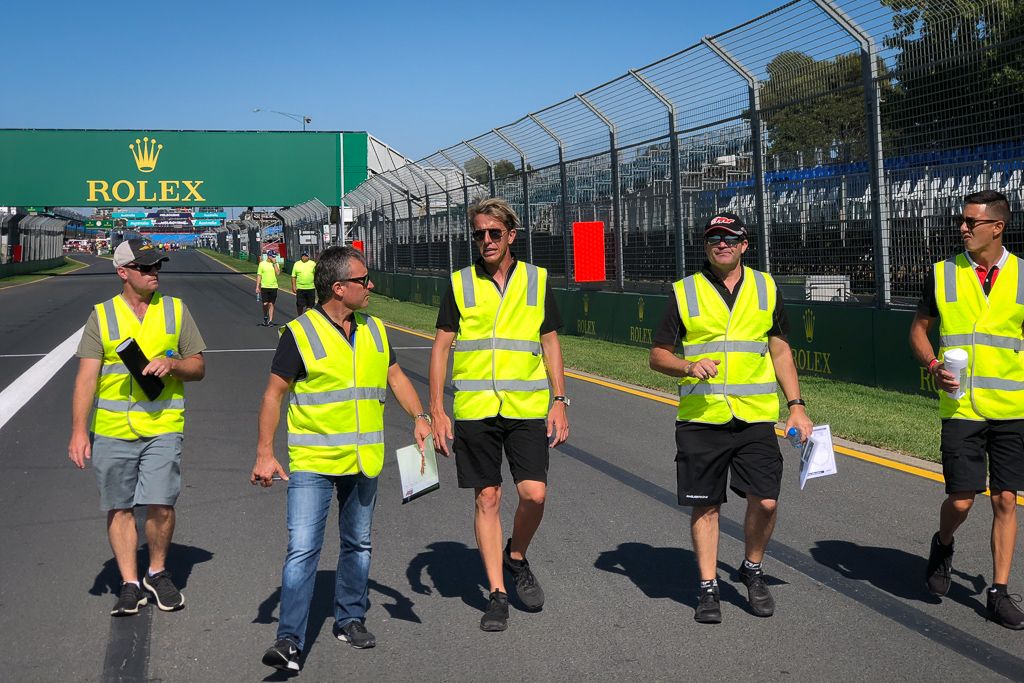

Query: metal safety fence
[[344, 0, 1024, 309]]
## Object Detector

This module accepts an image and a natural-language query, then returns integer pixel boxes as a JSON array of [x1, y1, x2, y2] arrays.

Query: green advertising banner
[[0, 129, 368, 207]]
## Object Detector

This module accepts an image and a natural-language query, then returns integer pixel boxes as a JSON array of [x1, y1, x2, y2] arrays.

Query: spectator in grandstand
[[649, 212, 813, 624], [67, 238, 206, 617], [291, 252, 317, 316], [909, 189, 1024, 630], [256, 252, 282, 326], [428, 197, 569, 632], [252, 246, 431, 671]]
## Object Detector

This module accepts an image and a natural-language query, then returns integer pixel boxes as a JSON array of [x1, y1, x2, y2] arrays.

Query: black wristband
[[787, 399, 806, 408]]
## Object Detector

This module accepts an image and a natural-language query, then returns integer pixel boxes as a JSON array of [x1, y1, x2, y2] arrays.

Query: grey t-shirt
[[77, 297, 207, 360]]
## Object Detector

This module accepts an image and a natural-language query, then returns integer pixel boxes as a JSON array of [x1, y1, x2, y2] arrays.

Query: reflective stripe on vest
[[450, 262, 549, 420], [289, 387, 387, 406], [95, 398, 186, 412], [935, 253, 1024, 420], [289, 430, 385, 447]]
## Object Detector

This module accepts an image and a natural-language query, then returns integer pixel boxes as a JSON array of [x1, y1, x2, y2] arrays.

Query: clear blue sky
[[8, 0, 783, 160]]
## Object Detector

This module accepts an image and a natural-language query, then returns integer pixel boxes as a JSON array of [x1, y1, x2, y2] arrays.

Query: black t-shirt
[[652, 262, 790, 348], [271, 306, 396, 382], [435, 257, 563, 334]]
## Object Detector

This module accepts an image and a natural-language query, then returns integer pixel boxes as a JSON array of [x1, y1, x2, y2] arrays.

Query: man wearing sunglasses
[[68, 238, 207, 617], [256, 252, 282, 326], [649, 212, 812, 624], [253, 246, 431, 671], [910, 189, 1024, 630], [429, 197, 569, 632]]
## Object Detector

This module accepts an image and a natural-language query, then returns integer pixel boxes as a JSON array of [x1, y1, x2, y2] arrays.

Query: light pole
[[252, 108, 312, 131]]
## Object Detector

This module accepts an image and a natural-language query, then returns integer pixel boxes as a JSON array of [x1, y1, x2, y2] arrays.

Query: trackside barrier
[[369, 269, 940, 397], [0, 256, 67, 279]]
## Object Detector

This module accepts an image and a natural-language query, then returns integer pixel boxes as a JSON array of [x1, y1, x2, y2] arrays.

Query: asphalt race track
[[1, 250, 1022, 681]]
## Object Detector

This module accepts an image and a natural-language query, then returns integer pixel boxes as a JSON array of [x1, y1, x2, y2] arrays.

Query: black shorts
[[454, 416, 549, 488], [675, 419, 783, 506], [296, 289, 316, 309], [260, 287, 278, 304], [940, 419, 1024, 494]]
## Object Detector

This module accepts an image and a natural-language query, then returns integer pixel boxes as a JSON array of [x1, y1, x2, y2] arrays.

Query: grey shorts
[[91, 433, 183, 511]]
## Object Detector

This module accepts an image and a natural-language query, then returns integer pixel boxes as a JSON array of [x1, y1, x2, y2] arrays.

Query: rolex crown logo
[[129, 136, 163, 173], [638, 297, 645, 322], [583, 293, 590, 316], [803, 309, 815, 343]]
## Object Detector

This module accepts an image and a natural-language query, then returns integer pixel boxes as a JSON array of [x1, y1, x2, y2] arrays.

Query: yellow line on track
[[381, 320, 1023, 505]]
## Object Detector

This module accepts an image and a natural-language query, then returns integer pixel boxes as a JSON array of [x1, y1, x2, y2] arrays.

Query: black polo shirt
[[652, 261, 789, 348], [435, 256, 563, 334], [272, 306, 396, 382]]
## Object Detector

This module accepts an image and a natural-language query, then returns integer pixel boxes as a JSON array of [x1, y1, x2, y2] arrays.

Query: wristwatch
[[415, 412, 432, 425], [553, 395, 571, 407]]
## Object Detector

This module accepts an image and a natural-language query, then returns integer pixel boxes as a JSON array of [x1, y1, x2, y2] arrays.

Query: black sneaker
[[694, 584, 722, 624], [110, 582, 147, 617], [925, 532, 954, 596], [480, 590, 509, 631], [143, 570, 185, 611], [987, 590, 1024, 630], [503, 539, 545, 611], [738, 564, 775, 617], [262, 637, 301, 672], [335, 620, 376, 649]]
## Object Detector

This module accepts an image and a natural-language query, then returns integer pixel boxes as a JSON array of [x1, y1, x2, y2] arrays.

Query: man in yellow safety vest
[[68, 238, 207, 617], [910, 189, 1024, 630], [252, 245, 431, 672], [291, 251, 317, 316], [649, 212, 812, 624], [429, 197, 570, 632]]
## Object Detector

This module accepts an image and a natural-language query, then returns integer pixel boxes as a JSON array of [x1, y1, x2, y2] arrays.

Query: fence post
[[629, 69, 685, 279], [576, 93, 623, 290], [438, 149, 474, 268], [493, 126, 533, 263], [811, 0, 891, 307], [702, 37, 770, 273], [529, 113, 573, 284], [463, 139, 495, 198]]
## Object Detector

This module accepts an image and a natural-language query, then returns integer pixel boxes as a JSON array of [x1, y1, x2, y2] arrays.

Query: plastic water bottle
[[787, 427, 802, 449], [256, 291, 261, 303]]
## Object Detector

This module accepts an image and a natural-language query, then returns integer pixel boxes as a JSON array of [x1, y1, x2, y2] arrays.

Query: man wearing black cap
[[67, 238, 206, 617], [291, 252, 317, 316], [649, 212, 812, 624]]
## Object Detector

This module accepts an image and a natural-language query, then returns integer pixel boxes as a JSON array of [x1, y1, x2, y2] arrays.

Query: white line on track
[[0, 326, 83, 433], [0, 353, 47, 358]]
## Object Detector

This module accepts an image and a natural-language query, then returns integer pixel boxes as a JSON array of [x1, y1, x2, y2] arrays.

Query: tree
[[464, 157, 520, 185]]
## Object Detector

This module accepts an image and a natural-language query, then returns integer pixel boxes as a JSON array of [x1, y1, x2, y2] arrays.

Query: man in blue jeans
[[250, 246, 431, 672]]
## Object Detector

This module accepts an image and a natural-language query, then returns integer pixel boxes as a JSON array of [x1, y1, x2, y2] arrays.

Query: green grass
[[366, 293, 942, 462], [197, 248, 258, 274], [0, 257, 86, 288]]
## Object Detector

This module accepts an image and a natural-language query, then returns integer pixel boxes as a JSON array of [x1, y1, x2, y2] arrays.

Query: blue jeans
[[276, 471, 378, 650]]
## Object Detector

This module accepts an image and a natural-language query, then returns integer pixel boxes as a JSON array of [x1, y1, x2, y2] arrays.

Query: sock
[[990, 583, 1008, 594], [935, 533, 953, 549], [743, 559, 763, 572], [148, 568, 164, 577], [699, 579, 718, 591], [125, 580, 140, 587]]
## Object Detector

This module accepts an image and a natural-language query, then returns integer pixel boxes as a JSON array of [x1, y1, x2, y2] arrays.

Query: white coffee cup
[[942, 348, 968, 400]]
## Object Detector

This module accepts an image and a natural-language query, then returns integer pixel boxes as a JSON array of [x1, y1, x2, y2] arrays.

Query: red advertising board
[[572, 222, 606, 282], [352, 240, 365, 252]]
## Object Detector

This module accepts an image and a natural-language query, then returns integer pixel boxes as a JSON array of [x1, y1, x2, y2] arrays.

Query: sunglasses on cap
[[704, 234, 744, 246], [472, 228, 509, 242], [339, 274, 371, 288], [123, 262, 163, 273]]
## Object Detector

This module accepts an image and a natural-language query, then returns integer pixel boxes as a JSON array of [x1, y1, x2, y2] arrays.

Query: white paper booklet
[[395, 435, 440, 504], [799, 424, 838, 490]]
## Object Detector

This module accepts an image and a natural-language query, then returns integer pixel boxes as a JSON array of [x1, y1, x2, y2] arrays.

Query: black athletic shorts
[[675, 419, 783, 506], [296, 289, 316, 309], [940, 418, 1024, 494], [454, 416, 549, 488], [260, 287, 278, 304]]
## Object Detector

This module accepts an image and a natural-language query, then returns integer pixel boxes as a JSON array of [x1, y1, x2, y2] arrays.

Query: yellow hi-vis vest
[[674, 267, 779, 424], [285, 309, 390, 476], [93, 293, 186, 439], [934, 252, 1024, 420], [292, 260, 316, 289], [451, 262, 550, 420]]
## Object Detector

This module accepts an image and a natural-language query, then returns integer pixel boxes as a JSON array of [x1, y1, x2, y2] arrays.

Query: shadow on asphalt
[[88, 542, 214, 597], [808, 539, 987, 611], [406, 541, 489, 611]]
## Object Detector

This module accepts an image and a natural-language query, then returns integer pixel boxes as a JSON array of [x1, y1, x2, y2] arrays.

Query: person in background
[[256, 252, 282, 326], [292, 252, 317, 316]]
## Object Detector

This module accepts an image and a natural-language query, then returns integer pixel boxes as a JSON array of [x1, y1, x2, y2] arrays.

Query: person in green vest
[[649, 212, 812, 625], [252, 245, 431, 672], [256, 252, 282, 326], [67, 238, 207, 617], [429, 197, 570, 632], [291, 251, 317, 316], [910, 189, 1024, 630]]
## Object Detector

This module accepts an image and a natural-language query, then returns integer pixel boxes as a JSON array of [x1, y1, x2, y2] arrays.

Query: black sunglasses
[[339, 274, 371, 288], [472, 228, 509, 242], [123, 262, 163, 273], [705, 235, 744, 246], [957, 216, 1001, 230]]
